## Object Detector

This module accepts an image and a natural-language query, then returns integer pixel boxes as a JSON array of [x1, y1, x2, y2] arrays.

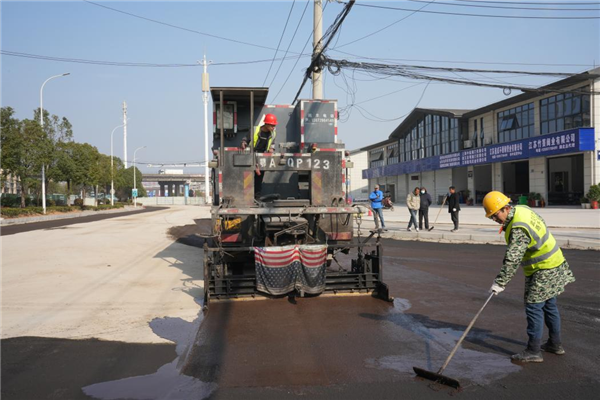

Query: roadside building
[[362, 68, 599, 206], [347, 148, 369, 202]]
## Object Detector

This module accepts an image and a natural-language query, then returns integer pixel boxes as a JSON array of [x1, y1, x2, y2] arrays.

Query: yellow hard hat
[[482, 191, 511, 218]]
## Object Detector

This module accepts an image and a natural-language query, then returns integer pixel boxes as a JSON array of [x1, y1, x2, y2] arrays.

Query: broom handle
[[431, 195, 447, 225], [437, 292, 495, 375]]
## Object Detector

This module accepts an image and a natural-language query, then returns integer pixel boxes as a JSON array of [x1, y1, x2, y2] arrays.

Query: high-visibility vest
[[253, 125, 276, 152], [505, 205, 565, 276]]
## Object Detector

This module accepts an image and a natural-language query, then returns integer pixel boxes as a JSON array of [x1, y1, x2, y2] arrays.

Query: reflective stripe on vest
[[505, 205, 565, 276], [253, 125, 276, 152]]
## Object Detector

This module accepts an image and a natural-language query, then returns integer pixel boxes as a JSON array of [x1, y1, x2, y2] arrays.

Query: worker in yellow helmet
[[483, 191, 575, 363], [253, 114, 277, 198]]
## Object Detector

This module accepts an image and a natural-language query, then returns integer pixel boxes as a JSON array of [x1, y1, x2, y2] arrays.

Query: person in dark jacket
[[447, 186, 461, 232], [419, 187, 433, 230]]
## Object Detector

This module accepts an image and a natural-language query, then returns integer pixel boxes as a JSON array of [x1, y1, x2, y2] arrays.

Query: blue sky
[[2, 1, 599, 173]]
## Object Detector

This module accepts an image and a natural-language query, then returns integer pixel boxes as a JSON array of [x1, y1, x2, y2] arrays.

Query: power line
[[268, 0, 312, 91], [263, 0, 296, 87], [83, 0, 305, 55], [323, 57, 599, 95], [351, 2, 600, 19], [0, 50, 306, 67], [334, 0, 438, 49], [407, 0, 600, 11], [271, 0, 329, 104], [452, 0, 600, 5], [292, 0, 357, 104], [330, 49, 596, 68]]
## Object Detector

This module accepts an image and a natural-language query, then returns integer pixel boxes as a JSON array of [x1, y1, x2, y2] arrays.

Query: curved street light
[[40, 73, 70, 214], [133, 146, 146, 208]]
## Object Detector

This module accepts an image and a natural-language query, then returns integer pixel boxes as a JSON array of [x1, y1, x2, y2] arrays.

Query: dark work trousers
[[254, 171, 264, 198], [450, 210, 459, 230], [525, 296, 562, 352], [419, 209, 429, 230]]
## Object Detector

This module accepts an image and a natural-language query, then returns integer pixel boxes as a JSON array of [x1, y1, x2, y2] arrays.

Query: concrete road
[[2, 206, 599, 399]]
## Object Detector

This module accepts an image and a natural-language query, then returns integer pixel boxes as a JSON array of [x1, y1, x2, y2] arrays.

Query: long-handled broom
[[413, 292, 495, 389], [427, 195, 447, 231]]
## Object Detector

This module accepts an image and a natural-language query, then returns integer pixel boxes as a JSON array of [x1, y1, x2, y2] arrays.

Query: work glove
[[489, 283, 505, 295], [452, 208, 457, 212]]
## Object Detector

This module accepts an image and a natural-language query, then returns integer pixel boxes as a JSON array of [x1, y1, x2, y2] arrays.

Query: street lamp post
[[133, 146, 146, 208], [110, 123, 126, 206], [40, 73, 70, 214]]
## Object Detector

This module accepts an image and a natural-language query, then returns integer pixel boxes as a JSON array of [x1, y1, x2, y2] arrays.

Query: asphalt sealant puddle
[[82, 313, 216, 400], [365, 298, 521, 387]]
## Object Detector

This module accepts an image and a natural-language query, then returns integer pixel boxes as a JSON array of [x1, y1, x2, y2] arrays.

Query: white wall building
[[363, 68, 599, 206]]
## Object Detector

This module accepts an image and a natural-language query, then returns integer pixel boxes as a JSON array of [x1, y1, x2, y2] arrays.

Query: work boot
[[541, 341, 565, 355], [511, 349, 543, 363]]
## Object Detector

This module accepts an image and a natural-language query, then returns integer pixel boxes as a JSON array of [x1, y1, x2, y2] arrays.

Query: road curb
[[357, 230, 600, 251]]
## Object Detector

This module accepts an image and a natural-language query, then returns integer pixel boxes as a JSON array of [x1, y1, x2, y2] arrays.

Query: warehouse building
[[362, 68, 599, 206]]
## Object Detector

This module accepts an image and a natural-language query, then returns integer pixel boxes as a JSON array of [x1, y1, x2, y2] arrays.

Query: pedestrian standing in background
[[406, 187, 421, 232], [484, 191, 575, 362], [369, 185, 387, 232], [419, 186, 433, 230], [448, 186, 460, 232]]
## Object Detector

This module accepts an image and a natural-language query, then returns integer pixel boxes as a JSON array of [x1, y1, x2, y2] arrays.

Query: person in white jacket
[[406, 187, 421, 232]]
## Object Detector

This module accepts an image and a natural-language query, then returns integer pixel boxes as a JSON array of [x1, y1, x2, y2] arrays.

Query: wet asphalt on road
[[0, 207, 165, 236], [2, 228, 599, 399], [185, 240, 600, 399]]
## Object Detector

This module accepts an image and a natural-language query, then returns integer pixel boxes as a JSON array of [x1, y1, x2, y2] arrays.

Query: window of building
[[497, 103, 534, 143], [450, 119, 459, 153], [370, 148, 384, 168], [399, 138, 405, 162], [540, 90, 591, 135], [387, 143, 399, 165]]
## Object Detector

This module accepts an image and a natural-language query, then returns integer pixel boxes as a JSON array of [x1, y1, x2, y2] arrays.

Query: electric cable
[[263, 0, 296, 87], [0, 50, 306, 67], [270, 0, 330, 103], [83, 0, 307, 55], [350, 2, 600, 19], [267, 0, 311, 90], [334, 0, 438, 49], [407, 0, 600, 11]]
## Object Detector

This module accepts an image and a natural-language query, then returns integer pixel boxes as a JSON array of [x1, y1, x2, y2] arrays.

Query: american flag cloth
[[254, 245, 328, 296]]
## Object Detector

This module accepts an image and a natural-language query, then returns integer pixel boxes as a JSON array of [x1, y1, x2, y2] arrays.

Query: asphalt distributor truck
[[202, 87, 391, 308]]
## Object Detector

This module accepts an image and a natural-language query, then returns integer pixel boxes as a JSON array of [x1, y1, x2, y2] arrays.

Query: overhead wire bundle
[[322, 57, 600, 96]]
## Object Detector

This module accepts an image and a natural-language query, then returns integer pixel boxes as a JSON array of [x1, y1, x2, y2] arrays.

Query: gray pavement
[[359, 205, 600, 250]]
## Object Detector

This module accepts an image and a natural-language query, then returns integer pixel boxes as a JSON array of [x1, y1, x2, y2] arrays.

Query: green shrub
[[586, 184, 600, 202], [47, 199, 56, 207], [1, 194, 21, 207], [73, 198, 84, 207]]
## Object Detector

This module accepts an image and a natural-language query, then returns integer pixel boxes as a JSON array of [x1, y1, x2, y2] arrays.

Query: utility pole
[[313, 0, 323, 99], [200, 54, 212, 204], [123, 101, 128, 168]]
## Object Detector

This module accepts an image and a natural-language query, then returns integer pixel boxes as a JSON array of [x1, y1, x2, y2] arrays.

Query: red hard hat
[[264, 114, 278, 126]]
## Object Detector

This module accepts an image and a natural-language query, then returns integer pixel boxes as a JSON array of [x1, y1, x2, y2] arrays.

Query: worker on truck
[[253, 114, 277, 198], [484, 191, 575, 363]]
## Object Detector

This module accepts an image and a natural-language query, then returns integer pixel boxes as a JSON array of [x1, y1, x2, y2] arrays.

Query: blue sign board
[[363, 128, 595, 179]]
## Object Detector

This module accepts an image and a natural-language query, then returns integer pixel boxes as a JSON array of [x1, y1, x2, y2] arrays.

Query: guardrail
[[135, 197, 206, 206]]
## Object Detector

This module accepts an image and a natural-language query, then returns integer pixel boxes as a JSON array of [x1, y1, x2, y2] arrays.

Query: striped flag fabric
[[254, 245, 327, 296]]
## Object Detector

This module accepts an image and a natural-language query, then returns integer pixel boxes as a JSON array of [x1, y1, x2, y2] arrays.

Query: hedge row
[[1, 203, 126, 218]]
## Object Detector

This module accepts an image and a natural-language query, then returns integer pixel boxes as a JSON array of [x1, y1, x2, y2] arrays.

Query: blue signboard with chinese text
[[363, 128, 595, 179]]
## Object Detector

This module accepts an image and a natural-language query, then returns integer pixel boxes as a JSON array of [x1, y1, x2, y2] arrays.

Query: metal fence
[[135, 197, 207, 206]]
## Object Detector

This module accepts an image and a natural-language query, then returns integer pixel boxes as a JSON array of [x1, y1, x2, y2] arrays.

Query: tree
[[34, 108, 74, 193], [1, 108, 53, 207], [69, 142, 101, 200], [115, 166, 146, 200]]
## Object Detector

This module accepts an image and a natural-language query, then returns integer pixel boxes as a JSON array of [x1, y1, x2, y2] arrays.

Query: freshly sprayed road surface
[[2, 207, 599, 399]]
